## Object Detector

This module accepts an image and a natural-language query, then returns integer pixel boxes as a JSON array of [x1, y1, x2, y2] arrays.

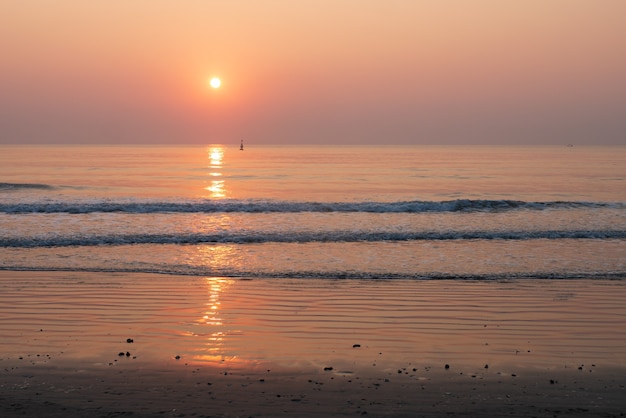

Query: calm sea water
[[1, 144, 625, 280]]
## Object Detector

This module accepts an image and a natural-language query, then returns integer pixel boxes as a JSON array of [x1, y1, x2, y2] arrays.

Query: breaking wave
[[2, 230, 625, 248], [0, 182, 55, 191], [0, 199, 620, 214]]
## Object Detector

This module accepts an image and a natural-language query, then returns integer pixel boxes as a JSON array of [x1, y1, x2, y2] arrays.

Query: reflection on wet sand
[[192, 277, 237, 363], [186, 243, 246, 364]]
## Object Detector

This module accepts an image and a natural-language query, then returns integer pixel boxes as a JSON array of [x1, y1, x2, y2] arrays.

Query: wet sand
[[1, 271, 625, 417]]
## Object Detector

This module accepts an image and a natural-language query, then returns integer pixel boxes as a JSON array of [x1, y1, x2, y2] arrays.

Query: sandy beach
[[1, 270, 625, 417]]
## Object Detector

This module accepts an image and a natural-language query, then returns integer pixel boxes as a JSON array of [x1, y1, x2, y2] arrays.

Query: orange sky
[[1, 1, 625, 145]]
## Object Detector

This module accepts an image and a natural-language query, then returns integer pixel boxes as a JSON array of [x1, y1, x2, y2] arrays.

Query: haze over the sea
[[2, 0, 625, 146]]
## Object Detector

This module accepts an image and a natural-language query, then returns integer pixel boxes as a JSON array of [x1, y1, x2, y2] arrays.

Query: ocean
[[1, 144, 625, 280]]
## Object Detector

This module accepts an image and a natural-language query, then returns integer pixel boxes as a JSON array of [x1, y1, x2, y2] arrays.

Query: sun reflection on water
[[205, 146, 227, 198], [206, 180, 225, 197], [209, 147, 223, 167]]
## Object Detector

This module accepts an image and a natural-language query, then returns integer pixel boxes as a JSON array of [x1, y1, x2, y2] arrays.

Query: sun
[[209, 77, 221, 89]]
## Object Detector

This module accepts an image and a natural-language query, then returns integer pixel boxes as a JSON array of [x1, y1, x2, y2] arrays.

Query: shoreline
[[1, 270, 625, 416]]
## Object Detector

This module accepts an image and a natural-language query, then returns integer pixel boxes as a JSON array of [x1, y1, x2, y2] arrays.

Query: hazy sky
[[1, 1, 625, 145]]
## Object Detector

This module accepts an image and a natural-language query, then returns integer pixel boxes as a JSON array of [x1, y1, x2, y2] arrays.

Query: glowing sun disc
[[209, 77, 221, 88]]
